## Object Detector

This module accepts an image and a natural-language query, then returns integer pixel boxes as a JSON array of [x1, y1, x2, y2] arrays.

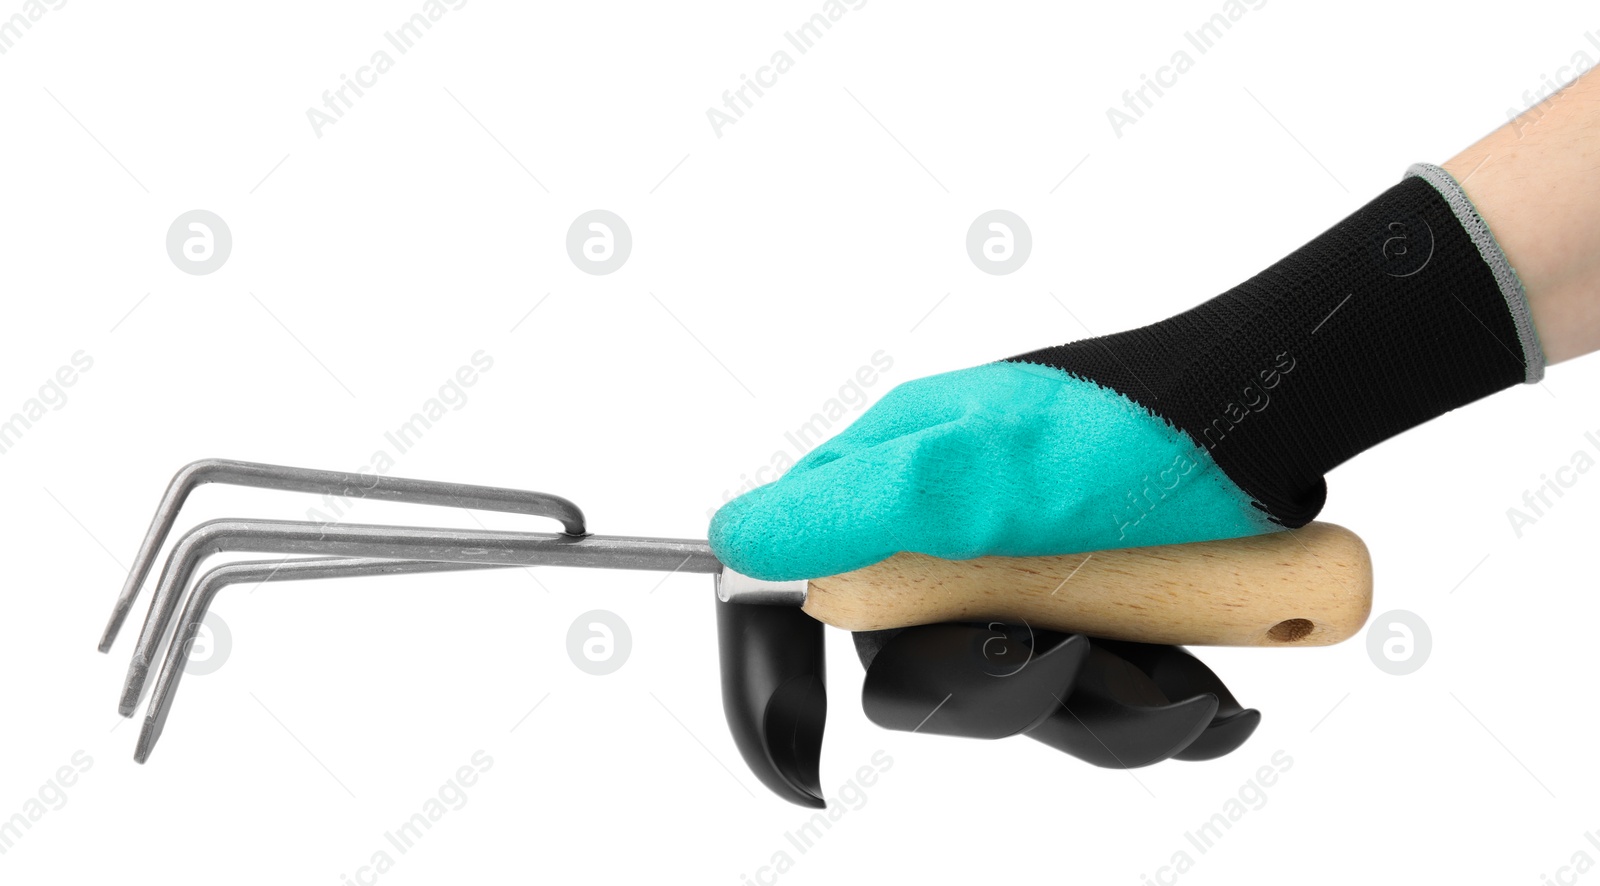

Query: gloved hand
[[711, 163, 1544, 581], [709, 360, 1279, 581]]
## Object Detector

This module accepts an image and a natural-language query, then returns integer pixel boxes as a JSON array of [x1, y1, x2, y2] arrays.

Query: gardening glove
[[711, 163, 1544, 581]]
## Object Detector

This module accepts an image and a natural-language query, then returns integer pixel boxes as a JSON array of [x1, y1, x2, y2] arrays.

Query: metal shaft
[[98, 459, 588, 653], [119, 518, 720, 715], [137, 557, 513, 763]]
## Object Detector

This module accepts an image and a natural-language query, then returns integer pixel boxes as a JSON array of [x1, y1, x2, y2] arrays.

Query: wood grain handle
[[802, 522, 1372, 647]]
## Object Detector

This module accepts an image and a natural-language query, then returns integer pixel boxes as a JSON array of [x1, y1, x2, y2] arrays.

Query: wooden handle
[[802, 522, 1372, 647]]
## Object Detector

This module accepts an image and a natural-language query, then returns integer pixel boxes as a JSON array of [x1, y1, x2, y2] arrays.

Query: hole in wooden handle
[[1267, 618, 1315, 643]]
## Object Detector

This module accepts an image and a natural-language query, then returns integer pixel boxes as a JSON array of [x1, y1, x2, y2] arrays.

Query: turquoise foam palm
[[709, 361, 1279, 581]]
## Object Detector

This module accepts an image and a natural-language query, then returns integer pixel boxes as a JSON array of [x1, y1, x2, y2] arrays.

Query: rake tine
[[99, 459, 588, 653], [136, 557, 513, 763], [118, 518, 720, 715]]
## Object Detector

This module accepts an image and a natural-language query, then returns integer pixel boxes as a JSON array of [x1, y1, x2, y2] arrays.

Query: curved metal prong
[[118, 519, 721, 716], [99, 459, 588, 652], [136, 557, 512, 763]]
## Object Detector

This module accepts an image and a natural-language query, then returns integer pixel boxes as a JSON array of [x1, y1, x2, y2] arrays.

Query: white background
[[2, 1, 1598, 883]]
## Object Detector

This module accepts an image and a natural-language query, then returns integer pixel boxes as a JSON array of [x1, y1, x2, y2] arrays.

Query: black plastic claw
[[719, 612, 1260, 806], [1175, 707, 1262, 761], [850, 628, 901, 672], [1028, 644, 1218, 768], [860, 623, 1089, 739], [716, 598, 827, 808], [1091, 640, 1261, 761], [853, 623, 1260, 769]]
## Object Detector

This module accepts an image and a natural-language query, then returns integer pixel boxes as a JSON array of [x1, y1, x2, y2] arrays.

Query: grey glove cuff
[[1406, 162, 1546, 383]]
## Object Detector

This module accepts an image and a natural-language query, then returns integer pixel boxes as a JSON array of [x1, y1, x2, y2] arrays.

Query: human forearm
[[1445, 67, 1600, 364]]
